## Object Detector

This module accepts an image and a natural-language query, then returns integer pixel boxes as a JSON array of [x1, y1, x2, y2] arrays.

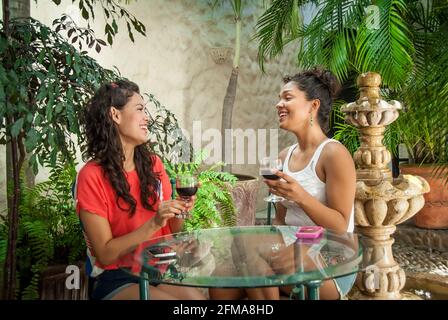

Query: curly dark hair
[[283, 67, 341, 133], [82, 79, 159, 216]]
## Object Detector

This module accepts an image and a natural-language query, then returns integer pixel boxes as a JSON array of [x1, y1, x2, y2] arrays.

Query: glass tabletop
[[119, 225, 363, 288]]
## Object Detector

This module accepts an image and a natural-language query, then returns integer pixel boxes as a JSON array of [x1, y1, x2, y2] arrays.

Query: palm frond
[[355, 0, 414, 89], [254, 0, 448, 184], [298, 0, 368, 81], [325, 30, 350, 80], [331, 99, 359, 154], [402, 56, 448, 167], [333, 122, 360, 155], [407, 0, 442, 83], [254, 0, 309, 71]]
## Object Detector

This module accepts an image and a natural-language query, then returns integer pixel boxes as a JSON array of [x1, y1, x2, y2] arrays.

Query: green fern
[[219, 190, 237, 227], [19, 220, 53, 300], [0, 158, 86, 300], [165, 150, 237, 231]]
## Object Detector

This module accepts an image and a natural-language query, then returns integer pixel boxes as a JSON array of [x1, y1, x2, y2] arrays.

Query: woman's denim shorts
[[91, 269, 143, 300]]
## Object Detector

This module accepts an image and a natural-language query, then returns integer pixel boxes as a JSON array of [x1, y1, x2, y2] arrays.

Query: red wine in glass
[[176, 186, 198, 197], [259, 157, 285, 202], [175, 174, 198, 218]]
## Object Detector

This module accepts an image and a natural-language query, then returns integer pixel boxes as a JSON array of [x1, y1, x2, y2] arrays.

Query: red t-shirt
[[75, 155, 172, 271]]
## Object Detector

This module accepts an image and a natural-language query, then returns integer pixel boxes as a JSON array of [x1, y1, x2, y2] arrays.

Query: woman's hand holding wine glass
[[260, 157, 285, 203], [175, 174, 199, 219]]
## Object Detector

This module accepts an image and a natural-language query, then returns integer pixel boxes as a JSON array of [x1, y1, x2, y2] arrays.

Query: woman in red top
[[76, 80, 205, 300]]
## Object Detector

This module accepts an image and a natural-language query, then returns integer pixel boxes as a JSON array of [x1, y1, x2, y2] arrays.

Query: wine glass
[[260, 157, 285, 203], [175, 174, 199, 219]]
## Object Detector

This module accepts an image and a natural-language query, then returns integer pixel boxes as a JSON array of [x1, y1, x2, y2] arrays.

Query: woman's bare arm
[[80, 199, 186, 265], [265, 143, 356, 232]]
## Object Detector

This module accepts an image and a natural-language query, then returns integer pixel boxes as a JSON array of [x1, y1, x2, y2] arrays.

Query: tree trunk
[[2, 0, 31, 300], [221, 14, 241, 173], [3, 130, 20, 300], [221, 68, 239, 173]]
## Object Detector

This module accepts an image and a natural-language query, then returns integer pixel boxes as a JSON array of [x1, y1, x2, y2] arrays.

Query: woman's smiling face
[[111, 92, 150, 146], [276, 81, 316, 132]]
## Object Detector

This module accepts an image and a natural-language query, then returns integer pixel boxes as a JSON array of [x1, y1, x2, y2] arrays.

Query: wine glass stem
[[183, 197, 190, 215]]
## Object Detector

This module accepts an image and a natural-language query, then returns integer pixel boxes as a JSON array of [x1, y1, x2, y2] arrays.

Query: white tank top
[[281, 139, 354, 232]]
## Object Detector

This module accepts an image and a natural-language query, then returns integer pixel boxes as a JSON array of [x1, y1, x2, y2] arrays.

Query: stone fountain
[[341, 72, 430, 299]]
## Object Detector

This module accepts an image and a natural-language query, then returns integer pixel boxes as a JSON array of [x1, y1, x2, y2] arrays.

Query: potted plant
[[0, 17, 115, 299], [0, 160, 86, 300]]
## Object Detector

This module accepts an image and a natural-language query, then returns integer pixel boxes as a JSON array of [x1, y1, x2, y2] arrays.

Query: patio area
[[1, 0, 448, 301], [393, 225, 448, 300]]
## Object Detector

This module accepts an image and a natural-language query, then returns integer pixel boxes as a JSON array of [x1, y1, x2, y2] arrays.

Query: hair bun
[[312, 67, 341, 99]]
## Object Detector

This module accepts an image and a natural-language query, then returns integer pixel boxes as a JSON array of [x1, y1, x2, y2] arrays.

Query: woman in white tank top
[[267, 68, 356, 300], [280, 139, 355, 232], [267, 70, 355, 234], [210, 68, 357, 301], [266, 68, 356, 300]]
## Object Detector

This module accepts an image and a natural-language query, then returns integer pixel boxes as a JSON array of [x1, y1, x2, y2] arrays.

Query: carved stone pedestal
[[341, 73, 430, 299]]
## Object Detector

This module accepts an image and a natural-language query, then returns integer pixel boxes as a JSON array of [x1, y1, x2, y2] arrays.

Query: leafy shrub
[[0, 160, 85, 300]]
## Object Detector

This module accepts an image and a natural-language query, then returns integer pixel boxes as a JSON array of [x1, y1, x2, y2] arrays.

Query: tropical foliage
[[0, 16, 116, 300], [50, 0, 146, 47], [144, 91, 238, 231], [145, 93, 192, 164], [0, 18, 117, 172], [0, 160, 84, 300]]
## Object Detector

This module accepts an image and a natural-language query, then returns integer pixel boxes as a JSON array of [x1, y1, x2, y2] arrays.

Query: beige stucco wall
[[1, 0, 298, 214]]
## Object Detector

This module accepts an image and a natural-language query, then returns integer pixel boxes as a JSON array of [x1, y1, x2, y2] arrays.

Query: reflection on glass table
[[119, 225, 363, 300]]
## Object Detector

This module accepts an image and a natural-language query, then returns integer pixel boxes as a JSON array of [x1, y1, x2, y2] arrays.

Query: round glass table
[[119, 225, 362, 300]]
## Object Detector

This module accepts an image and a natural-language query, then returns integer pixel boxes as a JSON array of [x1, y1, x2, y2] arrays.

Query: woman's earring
[[310, 114, 314, 127]]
